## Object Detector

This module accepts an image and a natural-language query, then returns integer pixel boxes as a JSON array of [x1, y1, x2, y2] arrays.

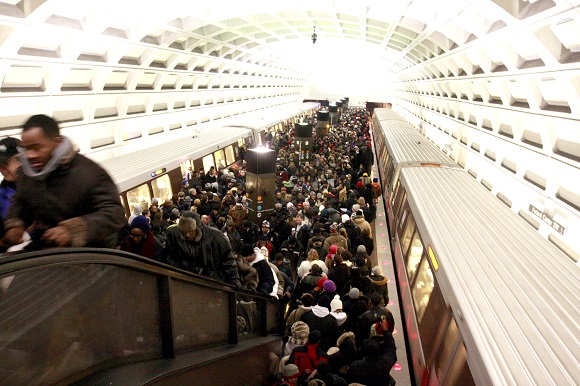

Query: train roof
[[373, 108, 407, 122], [101, 126, 251, 192], [401, 167, 580, 386], [222, 102, 320, 132], [380, 120, 459, 168]]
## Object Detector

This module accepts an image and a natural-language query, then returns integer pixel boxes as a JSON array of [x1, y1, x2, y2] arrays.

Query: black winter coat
[[163, 224, 240, 286], [328, 263, 351, 297], [300, 308, 340, 352], [328, 332, 358, 373]]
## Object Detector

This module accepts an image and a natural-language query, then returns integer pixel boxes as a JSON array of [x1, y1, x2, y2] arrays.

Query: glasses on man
[[130, 230, 146, 240]]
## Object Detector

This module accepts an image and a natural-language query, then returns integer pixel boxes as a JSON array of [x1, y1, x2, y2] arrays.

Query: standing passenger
[[0, 138, 22, 251], [120, 215, 163, 261], [3, 115, 125, 248], [162, 212, 241, 288]]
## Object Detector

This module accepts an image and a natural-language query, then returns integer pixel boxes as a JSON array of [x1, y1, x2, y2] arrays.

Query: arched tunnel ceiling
[[0, 0, 571, 74]]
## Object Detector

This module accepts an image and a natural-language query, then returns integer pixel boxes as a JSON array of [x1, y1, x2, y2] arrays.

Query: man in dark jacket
[[356, 292, 395, 346], [328, 254, 350, 297], [279, 235, 304, 279], [340, 216, 361, 255], [163, 212, 241, 287], [3, 114, 126, 248], [369, 266, 389, 306], [345, 335, 396, 386], [240, 219, 259, 245]]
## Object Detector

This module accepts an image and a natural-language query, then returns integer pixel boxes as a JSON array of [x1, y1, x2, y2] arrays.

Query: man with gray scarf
[[3, 114, 126, 248]]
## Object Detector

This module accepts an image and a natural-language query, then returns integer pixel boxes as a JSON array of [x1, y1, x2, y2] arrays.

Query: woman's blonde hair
[[307, 248, 319, 261]]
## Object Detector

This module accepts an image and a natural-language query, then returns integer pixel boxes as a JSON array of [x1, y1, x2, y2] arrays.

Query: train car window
[[180, 160, 194, 177], [151, 174, 172, 202], [400, 212, 416, 255], [412, 255, 434, 323], [120, 195, 126, 212], [237, 138, 245, 147], [418, 281, 447, 364], [214, 149, 227, 168], [435, 318, 459, 380], [392, 181, 406, 214], [225, 145, 236, 165], [392, 180, 401, 203], [202, 154, 215, 171], [395, 191, 407, 222], [233, 143, 240, 157], [385, 159, 395, 192], [406, 232, 424, 283], [442, 341, 475, 386], [127, 183, 152, 215]]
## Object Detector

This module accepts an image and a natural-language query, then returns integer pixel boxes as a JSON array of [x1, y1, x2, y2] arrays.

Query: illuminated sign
[[428, 246, 439, 271], [529, 205, 566, 235], [150, 168, 167, 177]]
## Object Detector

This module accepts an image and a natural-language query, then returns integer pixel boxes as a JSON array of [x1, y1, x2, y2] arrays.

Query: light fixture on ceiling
[[311, 26, 317, 44]]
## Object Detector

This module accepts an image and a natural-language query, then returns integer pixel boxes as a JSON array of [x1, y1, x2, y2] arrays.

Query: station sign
[[529, 204, 566, 235]]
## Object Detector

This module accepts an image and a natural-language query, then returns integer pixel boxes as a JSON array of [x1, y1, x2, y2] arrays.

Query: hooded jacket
[[328, 332, 358, 373], [249, 248, 277, 297], [369, 273, 389, 306], [301, 306, 340, 351], [352, 214, 372, 237], [324, 233, 349, 253]]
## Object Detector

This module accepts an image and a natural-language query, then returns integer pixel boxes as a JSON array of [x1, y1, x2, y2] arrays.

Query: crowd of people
[[0, 108, 397, 385], [127, 107, 396, 385]]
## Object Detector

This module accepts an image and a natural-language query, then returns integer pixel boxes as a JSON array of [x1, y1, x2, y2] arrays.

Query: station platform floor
[[370, 162, 413, 386]]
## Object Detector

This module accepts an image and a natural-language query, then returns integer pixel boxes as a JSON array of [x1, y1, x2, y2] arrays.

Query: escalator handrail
[[0, 247, 273, 300]]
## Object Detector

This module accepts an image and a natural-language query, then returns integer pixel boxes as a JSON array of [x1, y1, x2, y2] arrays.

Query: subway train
[[371, 110, 580, 385], [371, 108, 461, 232], [98, 102, 319, 216], [373, 108, 579, 263]]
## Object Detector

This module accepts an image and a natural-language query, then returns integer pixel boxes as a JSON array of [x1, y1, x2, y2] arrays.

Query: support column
[[294, 122, 313, 167], [245, 148, 277, 224]]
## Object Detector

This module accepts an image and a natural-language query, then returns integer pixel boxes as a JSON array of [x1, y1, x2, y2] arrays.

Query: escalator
[[0, 249, 284, 385]]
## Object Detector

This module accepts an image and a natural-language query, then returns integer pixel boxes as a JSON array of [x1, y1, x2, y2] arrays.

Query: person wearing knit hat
[[288, 330, 329, 379], [330, 294, 347, 327], [322, 279, 337, 295], [369, 266, 390, 306], [120, 215, 163, 260], [283, 321, 311, 357], [348, 287, 360, 299], [283, 363, 300, 382], [285, 292, 315, 336]]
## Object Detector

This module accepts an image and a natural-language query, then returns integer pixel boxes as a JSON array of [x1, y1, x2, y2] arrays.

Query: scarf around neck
[[19, 136, 74, 181]]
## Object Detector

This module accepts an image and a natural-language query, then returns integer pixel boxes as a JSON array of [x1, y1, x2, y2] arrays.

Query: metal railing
[[0, 248, 283, 386]]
